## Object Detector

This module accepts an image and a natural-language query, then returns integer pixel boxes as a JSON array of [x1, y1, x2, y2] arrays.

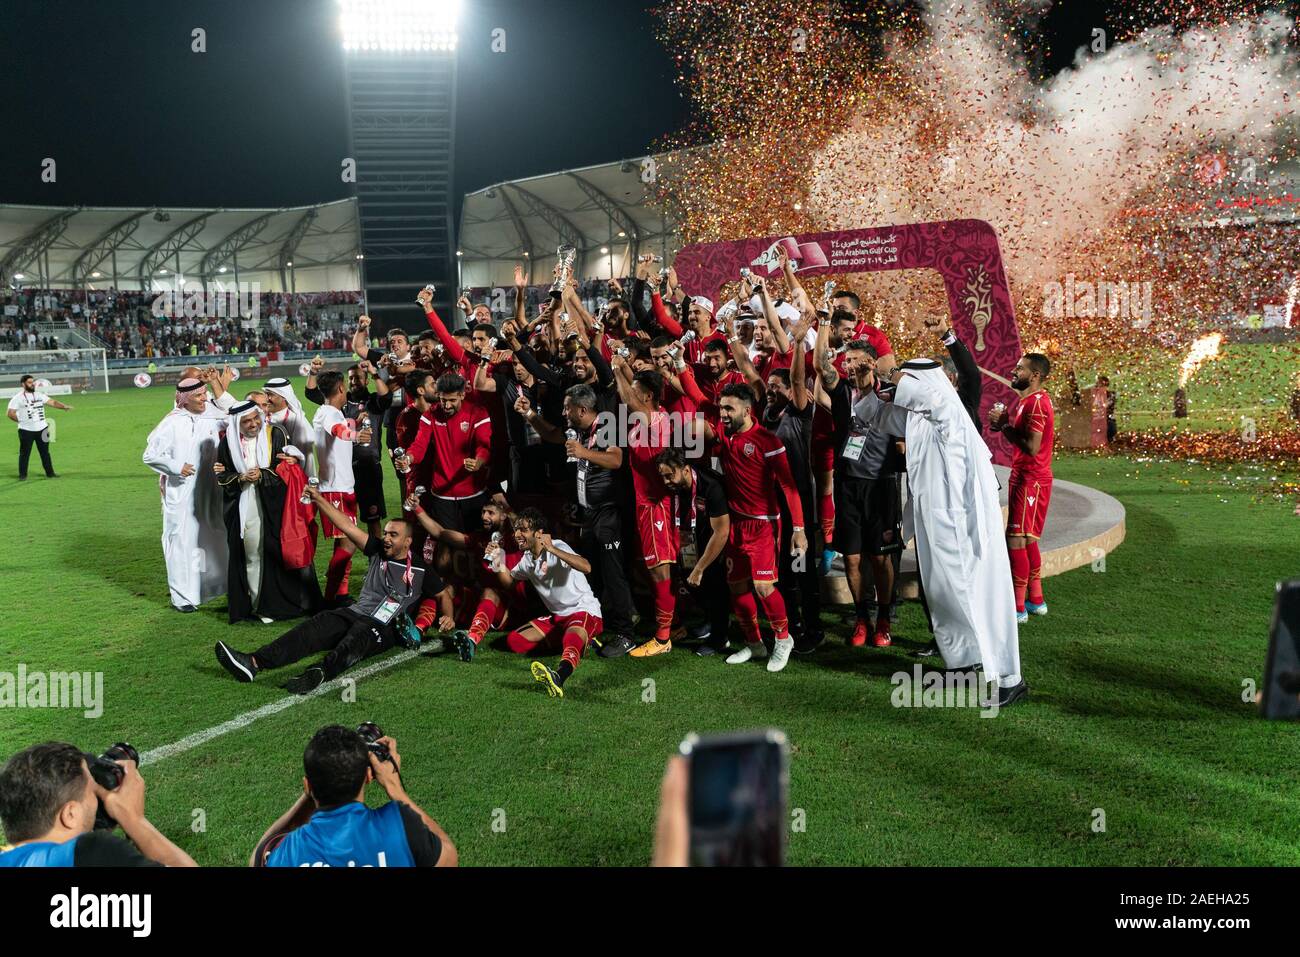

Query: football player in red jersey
[[613, 359, 685, 657], [989, 353, 1055, 623], [706, 383, 809, 673]]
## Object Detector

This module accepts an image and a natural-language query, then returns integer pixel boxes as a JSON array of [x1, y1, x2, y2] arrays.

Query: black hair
[[768, 367, 791, 386], [832, 291, 861, 310], [317, 370, 346, 399], [649, 335, 674, 350], [704, 338, 729, 354], [435, 373, 466, 393], [406, 369, 435, 393], [624, 339, 651, 360], [303, 726, 370, 809], [845, 339, 878, 359], [1024, 353, 1051, 380], [0, 742, 88, 843], [385, 517, 414, 536], [20, 374, 34, 384], [720, 382, 755, 406], [417, 330, 439, 343], [655, 447, 687, 471], [514, 506, 549, 533], [633, 369, 664, 404], [386, 328, 408, 342], [472, 323, 497, 337]]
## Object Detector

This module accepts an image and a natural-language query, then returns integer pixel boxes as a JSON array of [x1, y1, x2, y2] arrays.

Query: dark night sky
[[2, 1, 1282, 214], [0, 0, 688, 214]]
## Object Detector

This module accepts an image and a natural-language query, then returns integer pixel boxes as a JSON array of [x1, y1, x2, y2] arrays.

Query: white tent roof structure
[[456, 152, 688, 288], [0, 198, 361, 293]]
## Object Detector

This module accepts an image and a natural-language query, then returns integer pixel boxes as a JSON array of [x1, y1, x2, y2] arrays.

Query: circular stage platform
[[821, 465, 1126, 603]]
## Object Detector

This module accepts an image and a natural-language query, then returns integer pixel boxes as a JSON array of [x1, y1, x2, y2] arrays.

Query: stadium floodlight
[[218, 266, 227, 273], [339, 0, 460, 53], [13, 273, 24, 280]]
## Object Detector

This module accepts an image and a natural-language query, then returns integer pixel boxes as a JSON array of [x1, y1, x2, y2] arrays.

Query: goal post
[[0, 348, 110, 395]]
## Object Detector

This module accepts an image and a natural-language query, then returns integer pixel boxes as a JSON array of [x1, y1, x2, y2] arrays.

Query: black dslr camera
[[84, 742, 140, 830], [356, 722, 393, 765]]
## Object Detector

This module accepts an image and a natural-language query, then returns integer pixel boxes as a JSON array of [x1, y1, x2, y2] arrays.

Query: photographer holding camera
[[0, 742, 197, 867], [252, 725, 457, 868]]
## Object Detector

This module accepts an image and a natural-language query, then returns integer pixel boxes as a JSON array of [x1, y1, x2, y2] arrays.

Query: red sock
[[325, 542, 353, 600], [1009, 546, 1029, 612], [469, 597, 498, 644], [757, 589, 789, 641], [652, 577, 676, 641], [561, 629, 587, 671], [1026, 541, 1044, 605], [819, 492, 836, 546], [731, 591, 762, 644], [506, 629, 537, 655]]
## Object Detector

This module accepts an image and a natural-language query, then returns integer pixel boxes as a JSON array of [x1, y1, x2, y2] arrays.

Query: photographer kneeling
[[0, 743, 197, 867], [252, 725, 457, 868]]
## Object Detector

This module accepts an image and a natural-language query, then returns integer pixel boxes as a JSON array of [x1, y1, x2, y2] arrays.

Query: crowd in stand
[[0, 288, 363, 358]]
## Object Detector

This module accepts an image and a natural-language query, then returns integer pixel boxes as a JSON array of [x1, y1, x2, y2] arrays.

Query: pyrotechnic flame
[[1286, 273, 1299, 328], [1177, 333, 1224, 389]]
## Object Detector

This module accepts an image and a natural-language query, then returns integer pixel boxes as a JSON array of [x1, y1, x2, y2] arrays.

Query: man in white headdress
[[263, 377, 316, 477], [215, 400, 322, 623], [142, 369, 235, 612], [856, 357, 1028, 707]]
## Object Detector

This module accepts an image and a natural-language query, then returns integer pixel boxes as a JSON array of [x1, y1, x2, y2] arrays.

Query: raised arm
[[308, 486, 370, 551]]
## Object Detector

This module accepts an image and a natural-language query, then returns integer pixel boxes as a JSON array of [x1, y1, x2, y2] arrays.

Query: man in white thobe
[[264, 377, 316, 477], [143, 373, 235, 612], [856, 358, 1027, 707]]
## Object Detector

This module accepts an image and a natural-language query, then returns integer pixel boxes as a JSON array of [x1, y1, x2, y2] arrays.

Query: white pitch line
[[138, 650, 418, 767]]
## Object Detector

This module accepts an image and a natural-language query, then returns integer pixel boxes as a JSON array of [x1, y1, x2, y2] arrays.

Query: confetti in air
[[647, 0, 1300, 464]]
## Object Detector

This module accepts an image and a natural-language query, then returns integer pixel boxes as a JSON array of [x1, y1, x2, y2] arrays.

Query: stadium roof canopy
[[0, 198, 361, 293], [457, 152, 687, 289]]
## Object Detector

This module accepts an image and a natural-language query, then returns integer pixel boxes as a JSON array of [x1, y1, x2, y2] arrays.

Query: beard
[[1012, 376, 1030, 391], [722, 417, 741, 436]]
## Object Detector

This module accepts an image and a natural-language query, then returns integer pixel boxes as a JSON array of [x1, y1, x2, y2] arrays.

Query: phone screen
[[683, 729, 788, 867]]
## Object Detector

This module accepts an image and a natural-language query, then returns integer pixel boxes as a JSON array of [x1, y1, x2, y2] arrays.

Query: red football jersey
[[714, 420, 802, 524], [627, 409, 674, 503], [1010, 390, 1054, 479], [406, 399, 493, 497]]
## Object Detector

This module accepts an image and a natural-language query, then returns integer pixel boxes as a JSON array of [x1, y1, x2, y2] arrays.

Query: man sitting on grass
[[214, 491, 455, 695]]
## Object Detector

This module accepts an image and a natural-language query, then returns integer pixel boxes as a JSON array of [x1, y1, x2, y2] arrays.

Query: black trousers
[[778, 491, 824, 637], [689, 530, 732, 647], [18, 429, 54, 478], [253, 608, 398, 680], [580, 504, 636, 636]]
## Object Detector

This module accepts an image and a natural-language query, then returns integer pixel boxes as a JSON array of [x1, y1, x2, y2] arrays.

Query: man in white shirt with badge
[[7, 375, 72, 479]]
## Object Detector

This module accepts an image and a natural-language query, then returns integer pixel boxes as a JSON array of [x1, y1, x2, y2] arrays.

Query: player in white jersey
[[312, 370, 370, 603], [484, 507, 603, 699]]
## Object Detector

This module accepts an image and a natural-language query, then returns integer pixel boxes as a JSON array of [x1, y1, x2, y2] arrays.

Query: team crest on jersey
[[743, 442, 755, 456], [460, 421, 470, 433]]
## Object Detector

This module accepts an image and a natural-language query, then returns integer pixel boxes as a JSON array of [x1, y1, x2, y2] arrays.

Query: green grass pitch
[[1, 380, 1298, 866]]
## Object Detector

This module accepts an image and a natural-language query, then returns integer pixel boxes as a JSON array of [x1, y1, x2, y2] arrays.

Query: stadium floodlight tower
[[339, 0, 460, 327]]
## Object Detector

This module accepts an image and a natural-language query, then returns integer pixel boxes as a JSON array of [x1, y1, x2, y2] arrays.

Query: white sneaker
[[726, 642, 769, 665], [766, 636, 794, 673]]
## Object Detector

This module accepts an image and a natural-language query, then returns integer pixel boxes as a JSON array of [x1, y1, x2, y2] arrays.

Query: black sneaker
[[176, 604, 197, 614], [997, 680, 1029, 708], [598, 634, 637, 658], [450, 629, 477, 662], [794, 629, 826, 655], [215, 641, 258, 682], [282, 667, 325, 695]]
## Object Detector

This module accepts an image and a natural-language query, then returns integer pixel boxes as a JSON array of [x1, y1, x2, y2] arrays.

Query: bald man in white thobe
[[856, 357, 1027, 707]]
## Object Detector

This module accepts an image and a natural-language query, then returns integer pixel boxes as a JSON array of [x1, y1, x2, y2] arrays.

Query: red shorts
[[725, 516, 780, 584], [319, 492, 358, 539], [451, 584, 511, 629], [520, 611, 604, 650], [810, 431, 836, 473], [635, 499, 679, 569], [1007, 474, 1052, 540]]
